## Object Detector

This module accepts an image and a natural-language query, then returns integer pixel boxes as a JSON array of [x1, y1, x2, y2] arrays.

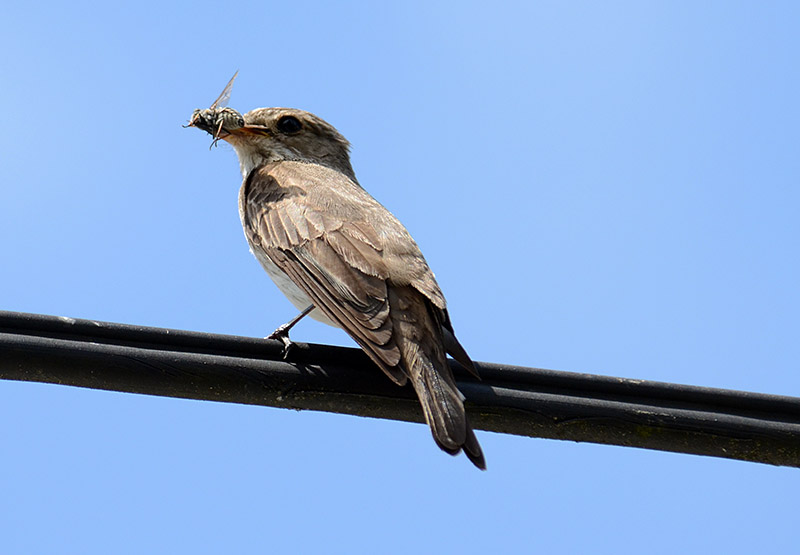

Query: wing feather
[[277, 248, 404, 379], [240, 161, 483, 465], [243, 164, 406, 382]]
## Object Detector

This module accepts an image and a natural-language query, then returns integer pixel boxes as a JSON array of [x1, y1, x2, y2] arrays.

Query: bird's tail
[[409, 359, 486, 470], [390, 288, 486, 470]]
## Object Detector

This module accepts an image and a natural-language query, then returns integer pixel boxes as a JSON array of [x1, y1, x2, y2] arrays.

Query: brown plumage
[[194, 105, 485, 469]]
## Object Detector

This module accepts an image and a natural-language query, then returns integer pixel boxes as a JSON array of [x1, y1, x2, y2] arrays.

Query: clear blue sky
[[1, 1, 798, 553]]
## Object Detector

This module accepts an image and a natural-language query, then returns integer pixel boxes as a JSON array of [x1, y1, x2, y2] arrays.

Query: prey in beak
[[184, 70, 250, 148], [188, 106, 246, 147]]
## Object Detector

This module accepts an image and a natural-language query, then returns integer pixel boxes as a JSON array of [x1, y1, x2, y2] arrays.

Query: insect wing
[[209, 70, 239, 109]]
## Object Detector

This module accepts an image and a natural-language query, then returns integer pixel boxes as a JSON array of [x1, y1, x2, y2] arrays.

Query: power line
[[1, 310, 798, 467]]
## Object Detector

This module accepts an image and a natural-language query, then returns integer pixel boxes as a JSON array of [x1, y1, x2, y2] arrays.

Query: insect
[[186, 71, 245, 148]]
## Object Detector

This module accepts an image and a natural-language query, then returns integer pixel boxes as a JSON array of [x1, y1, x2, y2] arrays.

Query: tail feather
[[389, 286, 486, 470], [463, 418, 486, 470], [410, 358, 486, 470], [411, 361, 466, 450]]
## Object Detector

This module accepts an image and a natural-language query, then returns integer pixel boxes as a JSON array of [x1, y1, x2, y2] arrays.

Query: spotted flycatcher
[[188, 76, 485, 469]]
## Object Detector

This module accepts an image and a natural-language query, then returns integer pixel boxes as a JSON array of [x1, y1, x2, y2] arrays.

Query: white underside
[[251, 244, 339, 327], [234, 139, 338, 328]]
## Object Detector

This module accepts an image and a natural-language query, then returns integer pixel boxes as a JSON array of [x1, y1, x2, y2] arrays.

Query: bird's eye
[[277, 115, 302, 134]]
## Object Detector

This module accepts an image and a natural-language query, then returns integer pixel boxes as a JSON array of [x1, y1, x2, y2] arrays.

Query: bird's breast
[[238, 181, 337, 327]]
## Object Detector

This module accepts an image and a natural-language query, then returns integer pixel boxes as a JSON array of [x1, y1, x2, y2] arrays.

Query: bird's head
[[209, 107, 356, 181]]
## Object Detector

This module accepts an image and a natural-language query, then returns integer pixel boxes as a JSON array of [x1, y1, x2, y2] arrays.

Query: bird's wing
[[242, 161, 484, 466], [242, 161, 478, 382], [241, 162, 407, 383]]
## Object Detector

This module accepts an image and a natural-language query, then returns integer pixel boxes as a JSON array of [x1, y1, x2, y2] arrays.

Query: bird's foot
[[265, 305, 315, 359], [266, 325, 295, 359]]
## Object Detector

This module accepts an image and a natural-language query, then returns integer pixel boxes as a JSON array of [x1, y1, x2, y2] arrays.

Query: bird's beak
[[211, 125, 272, 144], [232, 125, 273, 137]]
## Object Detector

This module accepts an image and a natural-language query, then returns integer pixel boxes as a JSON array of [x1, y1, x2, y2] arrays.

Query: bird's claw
[[267, 325, 295, 359], [264, 305, 314, 359]]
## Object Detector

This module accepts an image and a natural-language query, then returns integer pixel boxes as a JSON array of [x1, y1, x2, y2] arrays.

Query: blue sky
[[1, 1, 798, 552]]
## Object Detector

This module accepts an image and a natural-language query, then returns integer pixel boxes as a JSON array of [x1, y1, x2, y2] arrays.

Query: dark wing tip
[[442, 326, 480, 379]]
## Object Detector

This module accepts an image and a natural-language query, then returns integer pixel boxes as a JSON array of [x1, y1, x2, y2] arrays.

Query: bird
[[188, 93, 485, 469]]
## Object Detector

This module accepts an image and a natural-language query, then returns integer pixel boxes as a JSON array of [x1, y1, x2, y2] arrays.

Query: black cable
[[1, 310, 798, 467]]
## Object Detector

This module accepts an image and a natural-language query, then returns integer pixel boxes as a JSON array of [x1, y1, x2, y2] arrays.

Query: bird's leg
[[266, 305, 315, 358]]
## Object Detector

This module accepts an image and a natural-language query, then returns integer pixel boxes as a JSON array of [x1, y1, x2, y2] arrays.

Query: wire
[[1, 310, 798, 467]]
